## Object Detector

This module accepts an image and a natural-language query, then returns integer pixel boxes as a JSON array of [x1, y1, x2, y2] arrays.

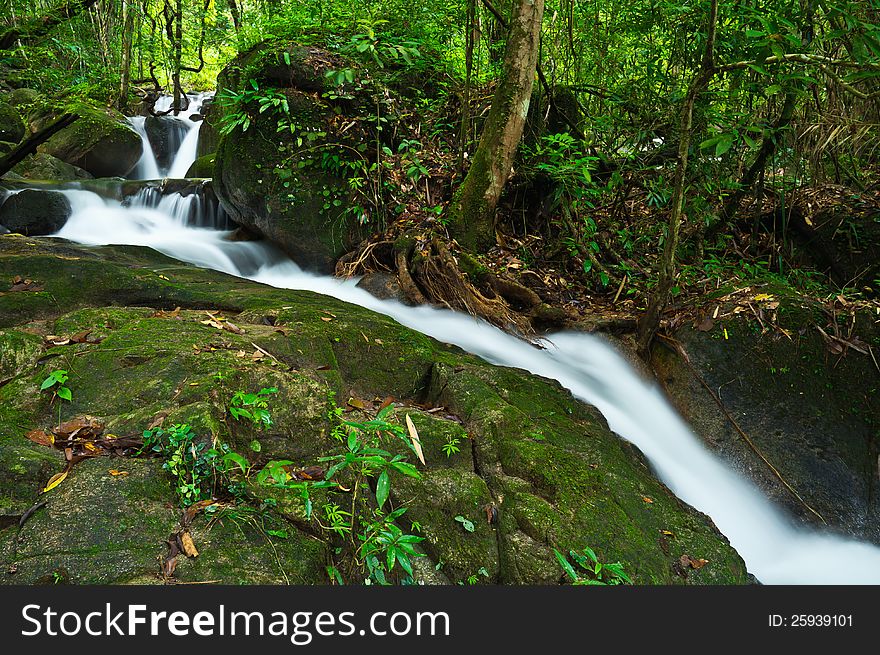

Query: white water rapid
[[37, 113, 880, 584], [128, 93, 211, 180]]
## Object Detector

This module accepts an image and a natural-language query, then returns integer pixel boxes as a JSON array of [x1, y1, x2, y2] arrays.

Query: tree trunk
[[0, 114, 79, 178], [227, 0, 241, 31], [636, 0, 718, 358], [172, 0, 183, 114], [448, 0, 545, 252], [118, 0, 135, 110]]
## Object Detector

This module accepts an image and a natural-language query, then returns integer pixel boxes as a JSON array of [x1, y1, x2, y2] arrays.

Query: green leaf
[[56, 387, 72, 401], [249, 439, 261, 452], [390, 461, 421, 478], [454, 515, 475, 532], [283, 52, 291, 66], [582, 546, 599, 565], [699, 136, 722, 150], [554, 549, 579, 581], [376, 470, 390, 509], [222, 452, 249, 474], [715, 136, 734, 156]]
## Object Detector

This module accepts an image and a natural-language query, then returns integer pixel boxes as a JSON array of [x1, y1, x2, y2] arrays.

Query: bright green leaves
[[376, 469, 390, 509], [228, 386, 278, 428], [41, 369, 72, 401], [553, 547, 633, 586]]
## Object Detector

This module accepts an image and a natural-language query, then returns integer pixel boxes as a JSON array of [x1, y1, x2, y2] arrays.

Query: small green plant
[[461, 567, 490, 585], [229, 387, 279, 429], [554, 547, 632, 585], [441, 435, 461, 457], [142, 423, 249, 507], [41, 369, 72, 426], [41, 369, 72, 402], [454, 515, 475, 533], [359, 507, 424, 584]]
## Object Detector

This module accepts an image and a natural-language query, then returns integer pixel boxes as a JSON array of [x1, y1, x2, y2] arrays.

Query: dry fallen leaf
[[347, 397, 367, 410], [26, 429, 54, 448], [180, 531, 199, 558], [43, 468, 69, 493], [405, 414, 425, 466], [641, 496, 654, 504], [109, 469, 129, 477]]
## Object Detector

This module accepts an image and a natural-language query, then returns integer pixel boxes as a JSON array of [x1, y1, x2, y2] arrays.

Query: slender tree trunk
[[118, 0, 135, 110], [716, 91, 797, 228], [637, 0, 718, 358], [172, 0, 182, 114], [0, 114, 79, 177], [458, 0, 476, 169], [227, 0, 241, 31], [449, 0, 545, 252]]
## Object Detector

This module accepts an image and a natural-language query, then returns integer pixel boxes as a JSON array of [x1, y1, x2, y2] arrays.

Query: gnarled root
[[338, 231, 568, 336]]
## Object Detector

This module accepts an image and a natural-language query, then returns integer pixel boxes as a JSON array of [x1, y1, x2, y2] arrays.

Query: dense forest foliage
[[2, 0, 880, 345], [2, 1, 880, 589]]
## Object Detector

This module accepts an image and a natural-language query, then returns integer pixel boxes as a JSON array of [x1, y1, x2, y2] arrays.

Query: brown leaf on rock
[[26, 429, 54, 448], [147, 412, 167, 430], [54, 415, 104, 440], [405, 414, 425, 466], [287, 465, 326, 481], [152, 306, 181, 319], [180, 531, 199, 558], [9, 276, 44, 292]]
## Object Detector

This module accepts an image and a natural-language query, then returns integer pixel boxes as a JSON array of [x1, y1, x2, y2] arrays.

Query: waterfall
[[128, 93, 211, 180], [128, 117, 161, 180], [3, 97, 873, 584]]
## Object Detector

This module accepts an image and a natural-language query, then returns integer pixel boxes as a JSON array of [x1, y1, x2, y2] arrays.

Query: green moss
[[0, 236, 752, 585]]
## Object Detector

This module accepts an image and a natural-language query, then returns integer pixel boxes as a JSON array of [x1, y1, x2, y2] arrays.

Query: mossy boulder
[[213, 41, 371, 272], [12, 152, 93, 181], [0, 100, 24, 144], [0, 234, 750, 585], [651, 290, 880, 544], [195, 96, 221, 158], [0, 189, 71, 235], [37, 102, 142, 178], [6, 88, 41, 110], [186, 153, 216, 178]]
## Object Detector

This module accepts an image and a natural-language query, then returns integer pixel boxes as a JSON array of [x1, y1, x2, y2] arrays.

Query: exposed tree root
[[336, 230, 567, 336]]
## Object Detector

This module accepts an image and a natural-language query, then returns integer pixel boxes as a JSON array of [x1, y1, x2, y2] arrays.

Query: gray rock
[[0, 189, 71, 235]]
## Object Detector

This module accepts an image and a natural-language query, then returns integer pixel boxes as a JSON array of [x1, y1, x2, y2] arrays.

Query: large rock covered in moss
[[0, 189, 71, 234], [0, 99, 24, 144], [213, 42, 371, 272], [0, 235, 749, 585], [36, 102, 142, 177], [12, 152, 92, 181], [652, 290, 880, 544]]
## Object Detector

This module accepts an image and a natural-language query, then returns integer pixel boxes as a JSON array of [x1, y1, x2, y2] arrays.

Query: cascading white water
[[50, 187, 880, 584], [128, 93, 211, 180], [36, 106, 880, 584], [128, 117, 161, 180]]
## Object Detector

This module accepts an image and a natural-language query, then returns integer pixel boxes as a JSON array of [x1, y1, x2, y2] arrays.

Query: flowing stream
[[22, 99, 880, 583], [127, 93, 210, 180]]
